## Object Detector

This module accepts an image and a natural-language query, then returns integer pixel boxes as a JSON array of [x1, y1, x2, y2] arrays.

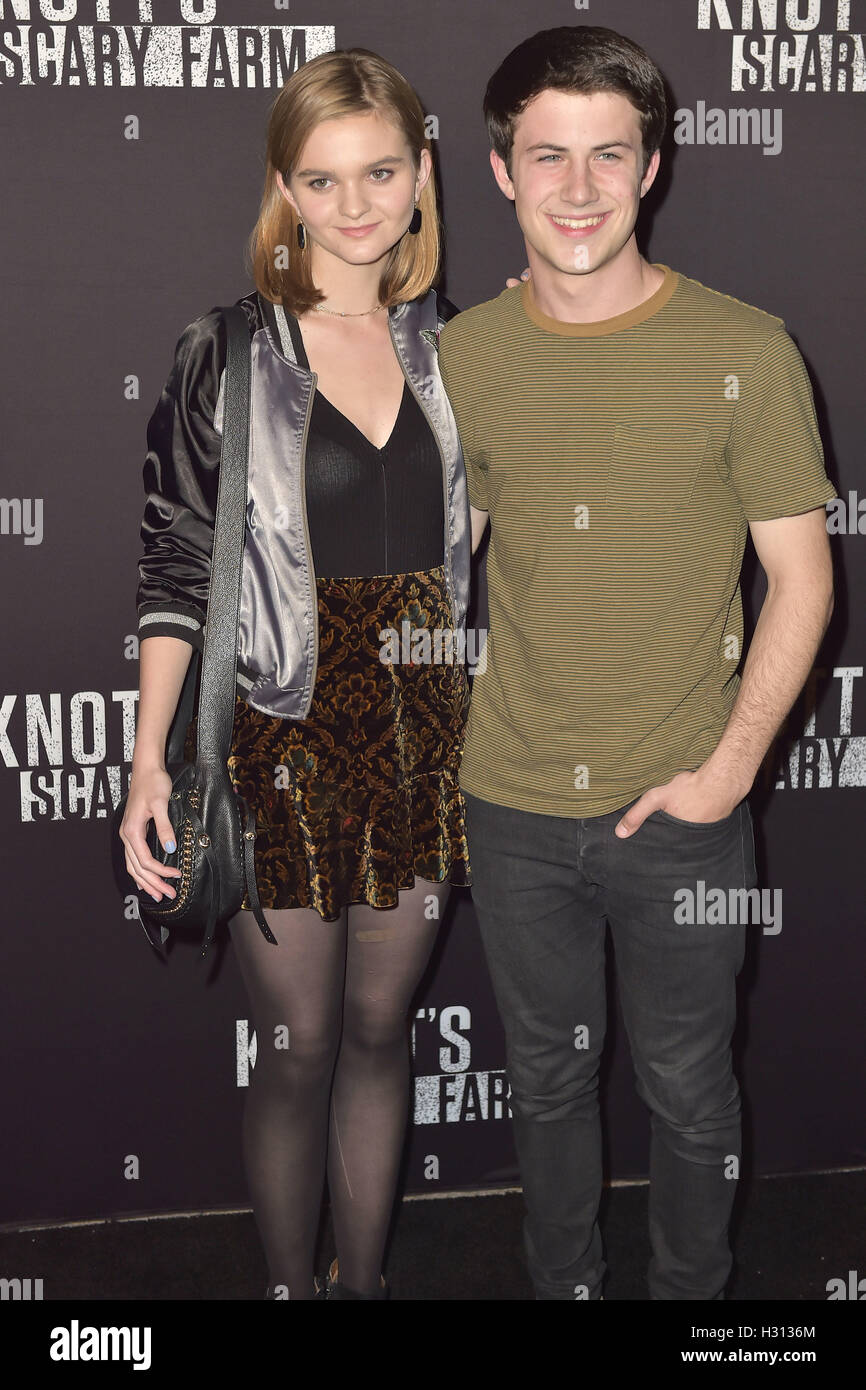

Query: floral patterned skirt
[[183, 564, 471, 920]]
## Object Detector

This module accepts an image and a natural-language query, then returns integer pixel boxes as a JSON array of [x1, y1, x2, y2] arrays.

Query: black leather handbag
[[112, 304, 277, 958]]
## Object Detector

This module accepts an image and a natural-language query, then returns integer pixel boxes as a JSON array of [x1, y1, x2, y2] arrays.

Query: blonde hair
[[247, 49, 441, 314]]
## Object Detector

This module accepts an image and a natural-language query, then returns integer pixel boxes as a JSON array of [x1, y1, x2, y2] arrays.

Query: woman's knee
[[340, 997, 409, 1055], [253, 1018, 340, 1089]]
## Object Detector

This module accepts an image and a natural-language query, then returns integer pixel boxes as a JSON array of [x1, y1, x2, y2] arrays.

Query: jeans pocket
[[652, 805, 739, 830]]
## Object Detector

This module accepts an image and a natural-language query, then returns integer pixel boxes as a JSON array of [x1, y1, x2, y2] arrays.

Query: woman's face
[[278, 109, 431, 270]]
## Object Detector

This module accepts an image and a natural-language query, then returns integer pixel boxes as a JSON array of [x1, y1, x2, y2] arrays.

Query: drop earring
[[297, 221, 306, 250], [408, 205, 422, 235]]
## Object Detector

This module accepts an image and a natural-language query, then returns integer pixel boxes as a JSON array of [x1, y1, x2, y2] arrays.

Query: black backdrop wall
[[1, 0, 863, 1225]]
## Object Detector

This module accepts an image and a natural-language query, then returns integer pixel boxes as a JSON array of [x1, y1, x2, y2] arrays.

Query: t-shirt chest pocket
[[605, 423, 709, 517]]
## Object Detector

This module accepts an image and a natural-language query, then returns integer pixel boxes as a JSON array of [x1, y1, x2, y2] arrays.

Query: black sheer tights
[[228, 876, 448, 1299]]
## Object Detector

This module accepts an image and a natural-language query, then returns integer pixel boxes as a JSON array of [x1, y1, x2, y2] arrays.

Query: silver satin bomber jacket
[[136, 287, 471, 719]]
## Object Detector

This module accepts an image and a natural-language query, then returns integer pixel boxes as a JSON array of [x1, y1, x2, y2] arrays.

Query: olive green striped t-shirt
[[438, 263, 837, 818]]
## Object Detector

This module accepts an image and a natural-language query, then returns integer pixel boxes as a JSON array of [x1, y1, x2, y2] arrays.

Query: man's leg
[[601, 799, 756, 1299], [463, 789, 607, 1300]]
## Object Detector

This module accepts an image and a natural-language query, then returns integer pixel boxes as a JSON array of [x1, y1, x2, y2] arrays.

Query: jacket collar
[[257, 290, 434, 371]]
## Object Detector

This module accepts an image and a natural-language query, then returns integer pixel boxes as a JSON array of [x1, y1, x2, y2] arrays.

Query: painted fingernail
[[165, 839, 176, 852]]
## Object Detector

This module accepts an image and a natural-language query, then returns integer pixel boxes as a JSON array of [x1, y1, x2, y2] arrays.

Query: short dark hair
[[484, 26, 668, 178]]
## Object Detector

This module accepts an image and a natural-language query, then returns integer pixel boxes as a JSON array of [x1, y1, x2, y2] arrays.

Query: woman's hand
[[505, 267, 532, 289], [119, 766, 183, 902]]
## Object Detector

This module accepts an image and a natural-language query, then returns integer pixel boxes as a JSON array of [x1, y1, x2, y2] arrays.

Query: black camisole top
[[284, 312, 445, 579]]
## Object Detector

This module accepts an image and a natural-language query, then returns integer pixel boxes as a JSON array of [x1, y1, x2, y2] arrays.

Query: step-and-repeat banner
[[1, 1, 863, 1224]]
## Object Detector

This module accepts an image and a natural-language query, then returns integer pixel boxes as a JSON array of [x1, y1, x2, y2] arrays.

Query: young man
[[438, 25, 836, 1301]]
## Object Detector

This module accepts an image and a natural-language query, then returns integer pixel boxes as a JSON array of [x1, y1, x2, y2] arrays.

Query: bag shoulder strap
[[178, 303, 251, 766]]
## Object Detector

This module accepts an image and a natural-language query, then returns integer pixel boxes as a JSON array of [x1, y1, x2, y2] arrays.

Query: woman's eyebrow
[[295, 154, 406, 177]]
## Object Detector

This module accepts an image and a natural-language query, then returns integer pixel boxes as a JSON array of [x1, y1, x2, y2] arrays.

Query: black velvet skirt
[[183, 563, 472, 920]]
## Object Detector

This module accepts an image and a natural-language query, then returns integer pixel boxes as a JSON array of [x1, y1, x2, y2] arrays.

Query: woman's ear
[[276, 170, 300, 217], [414, 147, 433, 201]]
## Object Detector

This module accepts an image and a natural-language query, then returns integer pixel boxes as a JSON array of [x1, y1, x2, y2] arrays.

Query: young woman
[[118, 49, 473, 1300]]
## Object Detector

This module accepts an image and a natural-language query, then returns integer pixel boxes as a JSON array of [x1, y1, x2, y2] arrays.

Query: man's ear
[[639, 148, 661, 198], [489, 148, 516, 202]]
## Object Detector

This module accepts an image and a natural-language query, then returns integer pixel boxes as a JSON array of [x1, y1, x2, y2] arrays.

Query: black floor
[[1, 1169, 863, 1301]]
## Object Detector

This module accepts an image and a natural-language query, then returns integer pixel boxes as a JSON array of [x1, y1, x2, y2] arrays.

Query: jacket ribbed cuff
[[137, 603, 205, 651]]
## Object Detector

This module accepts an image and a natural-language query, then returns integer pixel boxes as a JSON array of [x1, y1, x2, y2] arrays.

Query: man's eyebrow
[[294, 154, 406, 177], [523, 140, 634, 154]]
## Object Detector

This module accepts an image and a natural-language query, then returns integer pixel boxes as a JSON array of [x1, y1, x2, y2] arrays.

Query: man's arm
[[616, 505, 834, 835], [438, 324, 491, 553], [700, 506, 833, 793], [470, 504, 489, 555]]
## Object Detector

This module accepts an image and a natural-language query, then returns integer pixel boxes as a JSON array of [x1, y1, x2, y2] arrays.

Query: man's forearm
[[702, 582, 834, 797]]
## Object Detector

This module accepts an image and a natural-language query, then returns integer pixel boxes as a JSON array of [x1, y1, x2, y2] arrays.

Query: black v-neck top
[[284, 311, 445, 579]]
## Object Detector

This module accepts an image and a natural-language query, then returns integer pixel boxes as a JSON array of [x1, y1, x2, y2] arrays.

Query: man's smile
[[546, 211, 611, 235]]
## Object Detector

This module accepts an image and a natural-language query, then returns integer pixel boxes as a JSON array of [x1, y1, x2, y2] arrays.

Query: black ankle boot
[[325, 1258, 389, 1300]]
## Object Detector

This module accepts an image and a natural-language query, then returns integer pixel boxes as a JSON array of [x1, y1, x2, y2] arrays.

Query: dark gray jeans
[[462, 788, 757, 1300]]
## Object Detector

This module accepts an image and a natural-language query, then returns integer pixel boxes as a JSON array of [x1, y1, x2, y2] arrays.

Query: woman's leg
[[326, 876, 449, 1294], [228, 904, 348, 1300]]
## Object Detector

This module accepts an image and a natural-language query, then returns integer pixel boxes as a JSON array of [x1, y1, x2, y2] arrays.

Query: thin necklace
[[311, 302, 385, 318]]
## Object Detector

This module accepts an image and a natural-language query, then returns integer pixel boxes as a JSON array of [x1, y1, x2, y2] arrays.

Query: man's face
[[490, 88, 660, 278]]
